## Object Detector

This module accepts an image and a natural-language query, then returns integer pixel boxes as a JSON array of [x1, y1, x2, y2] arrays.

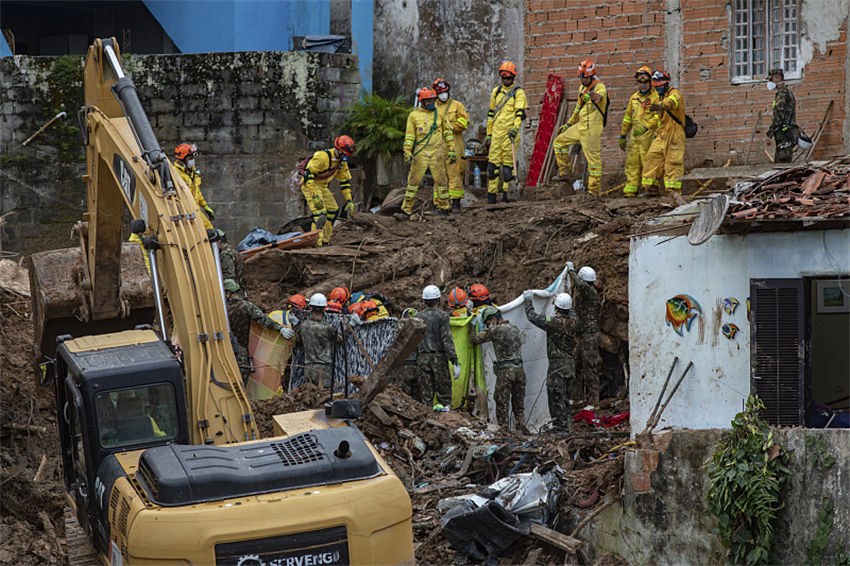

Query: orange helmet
[[470, 284, 490, 301], [634, 65, 652, 80], [448, 287, 468, 308], [361, 300, 379, 320], [174, 143, 198, 160], [286, 294, 307, 310], [325, 300, 344, 314], [329, 286, 351, 305], [418, 87, 437, 102], [577, 60, 596, 78], [651, 70, 671, 87], [432, 78, 450, 93], [498, 61, 517, 77], [348, 302, 368, 317], [334, 135, 355, 156]]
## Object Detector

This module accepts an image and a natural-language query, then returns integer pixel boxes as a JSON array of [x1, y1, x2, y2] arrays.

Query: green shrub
[[341, 93, 411, 160]]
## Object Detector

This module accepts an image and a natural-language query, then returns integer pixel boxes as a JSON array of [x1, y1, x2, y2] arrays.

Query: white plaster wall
[[628, 228, 850, 434]]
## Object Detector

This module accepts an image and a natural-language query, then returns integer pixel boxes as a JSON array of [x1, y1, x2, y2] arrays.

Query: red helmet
[[418, 87, 437, 102], [498, 61, 517, 77], [578, 60, 596, 78], [361, 300, 379, 320], [470, 284, 490, 301], [651, 70, 671, 87], [448, 287, 468, 308], [325, 300, 344, 314], [329, 286, 351, 305], [174, 143, 198, 160], [348, 302, 368, 317], [334, 135, 355, 156], [286, 294, 307, 310], [432, 78, 450, 93]]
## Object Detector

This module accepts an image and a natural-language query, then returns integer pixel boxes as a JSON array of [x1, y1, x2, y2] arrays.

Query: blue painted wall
[[143, 0, 329, 53], [0, 37, 13, 57], [351, 0, 372, 93]]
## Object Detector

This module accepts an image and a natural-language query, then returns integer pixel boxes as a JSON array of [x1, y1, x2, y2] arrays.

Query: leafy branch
[[341, 93, 411, 160]]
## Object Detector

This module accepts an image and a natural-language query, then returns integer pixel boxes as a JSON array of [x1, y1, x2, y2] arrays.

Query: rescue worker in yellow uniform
[[485, 61, 527, 204], [396, 87, 456, 220], [433, 78, 471, 212], [641, 71, 686, 199], [620, 66, 661, 197], [301, 135, 356, 246], [553, 60, 608, 195], [174, 143, 214, 230]]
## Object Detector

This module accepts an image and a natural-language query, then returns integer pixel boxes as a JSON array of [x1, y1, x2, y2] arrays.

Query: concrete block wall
[[524, 0, 848, 186], [0, 50, 361, 254]]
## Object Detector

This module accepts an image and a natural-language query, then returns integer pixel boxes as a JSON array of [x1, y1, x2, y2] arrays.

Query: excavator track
[[64, 508, 100, 566]]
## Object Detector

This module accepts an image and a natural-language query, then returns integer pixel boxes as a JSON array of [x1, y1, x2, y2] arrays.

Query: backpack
[[666, 110, 698, 138], [591, 93, 610, 127], [296, 149, 339, 181]]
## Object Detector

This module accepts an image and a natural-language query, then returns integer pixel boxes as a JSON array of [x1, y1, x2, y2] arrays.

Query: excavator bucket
[[28, 242, 156, 375]]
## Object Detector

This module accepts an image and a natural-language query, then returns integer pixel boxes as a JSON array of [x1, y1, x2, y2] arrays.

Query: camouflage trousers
[[494, 362, 526, 430], [575, 331, 601, 404], [547, 357, 574, 431], [304, 363, 333, 389], [398, 360, 421, 401], [417, 352, 452, 408]]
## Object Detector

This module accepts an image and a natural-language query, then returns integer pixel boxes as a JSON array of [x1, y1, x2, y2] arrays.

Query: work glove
[[311, 195, 324, 211], [582, 93, 591, 103], [447, 151, 457, 164], [343, 199, 355, 217], [452, 365, 461, 380], [404, 153, 412, 164], [559, 123, 570, 133], [349, 313, 362, 327], [279, 327, 295, 339], [508, 128, 519, 141], [632, 125, 647, 138], [202, 205, 215, 220], [483, 135, 492, 146], [315, 212, 328, 229], [765, 125, 775, 139], [567, 261, 575, 272], [619, 136, 627, 151]]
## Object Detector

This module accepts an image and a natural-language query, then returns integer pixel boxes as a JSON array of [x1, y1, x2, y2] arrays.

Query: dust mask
[[766, 81, 777, 91], [187, 158, 196, 168], [424, 102, 436, 111], [438, 92, 449, 102]]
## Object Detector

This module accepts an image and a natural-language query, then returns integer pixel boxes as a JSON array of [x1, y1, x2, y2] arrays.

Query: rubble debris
[[729, 164, 850, 220]]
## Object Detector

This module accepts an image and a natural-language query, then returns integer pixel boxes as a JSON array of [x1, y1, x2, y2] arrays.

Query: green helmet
[[223, 278, 240, 292], [482, 305, 501, 322]]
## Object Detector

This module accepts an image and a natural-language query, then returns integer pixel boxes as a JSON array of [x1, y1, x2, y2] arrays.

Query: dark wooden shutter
[[750, 279, 805, 426]]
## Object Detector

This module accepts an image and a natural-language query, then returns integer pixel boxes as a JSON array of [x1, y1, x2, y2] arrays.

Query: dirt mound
[[0, 290, 67, 565]]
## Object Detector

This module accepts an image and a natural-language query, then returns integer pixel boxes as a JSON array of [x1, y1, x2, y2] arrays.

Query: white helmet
[[422, 285, 441, 300], [554, 293, 572, 310], [308, 293, 328, 307], [578, 266, 596, 282]]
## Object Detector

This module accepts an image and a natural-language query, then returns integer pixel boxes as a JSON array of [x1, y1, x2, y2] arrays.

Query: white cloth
[[480, 264, 571, 431]]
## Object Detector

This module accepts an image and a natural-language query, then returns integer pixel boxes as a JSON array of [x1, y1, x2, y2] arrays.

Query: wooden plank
[[369, 403, 395, 426], [529, 522, 582, 553], [353, 317, 425, 406]]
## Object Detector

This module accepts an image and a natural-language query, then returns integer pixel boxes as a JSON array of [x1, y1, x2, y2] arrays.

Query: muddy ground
[[0, 187, 671, 564]]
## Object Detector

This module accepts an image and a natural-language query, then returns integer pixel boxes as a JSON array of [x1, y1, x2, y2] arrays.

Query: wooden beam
[[353, 317, 425, 406], [529, 522, 582, 553]]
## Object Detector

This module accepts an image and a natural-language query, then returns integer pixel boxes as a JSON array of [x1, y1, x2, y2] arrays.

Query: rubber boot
[[451, 198, 461, 212], [487, 193, 497, 205], [502, 192, 509, 203], [394, 211, 411, 221], [438, 209, 449, 218]]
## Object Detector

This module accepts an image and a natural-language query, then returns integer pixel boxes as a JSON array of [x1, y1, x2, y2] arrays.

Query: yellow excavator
[[27, 38, 413, 565]]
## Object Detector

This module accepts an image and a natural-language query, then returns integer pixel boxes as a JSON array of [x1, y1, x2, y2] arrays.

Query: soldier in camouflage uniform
[[217, 230, 245, 289], [766, 68, 797, 163], [224, 279, 285, 382], [415, 286, 461, 408], [293, 293, 342, 388], [568, 263, 601, 404], [524, 291, 578, 431], [397, 308, 421, 400], [469, 306, 528, 432]]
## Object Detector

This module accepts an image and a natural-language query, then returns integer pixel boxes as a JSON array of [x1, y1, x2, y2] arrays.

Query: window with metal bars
[[732, 0, 800, 82]]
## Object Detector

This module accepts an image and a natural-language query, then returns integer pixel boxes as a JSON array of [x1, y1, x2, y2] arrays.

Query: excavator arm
[[30, 38, 257, 444]]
